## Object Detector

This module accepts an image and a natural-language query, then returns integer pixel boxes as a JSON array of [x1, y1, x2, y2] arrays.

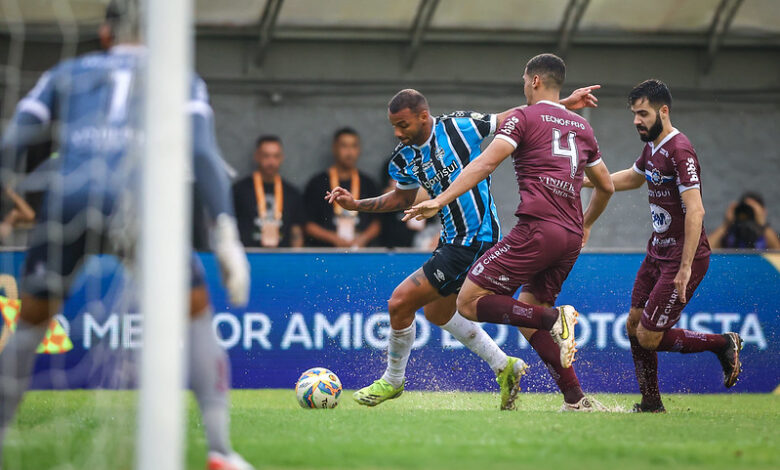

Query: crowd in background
[[0, 127, 777, 252], [228, 127, 780, 251], [226, 127, 439, 250]]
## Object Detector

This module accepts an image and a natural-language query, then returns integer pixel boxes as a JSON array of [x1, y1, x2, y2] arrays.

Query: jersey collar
[[537, 99, 565, 110], [649, 128, 680, 156], [412, 116, 436, 149]]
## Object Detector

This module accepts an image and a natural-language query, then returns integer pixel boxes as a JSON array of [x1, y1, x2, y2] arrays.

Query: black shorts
[[422, 241, 494, 297]]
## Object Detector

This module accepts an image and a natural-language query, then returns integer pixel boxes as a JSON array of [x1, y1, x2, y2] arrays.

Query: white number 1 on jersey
[[552, 129, 578, 178], [108, 69, 133, 123]]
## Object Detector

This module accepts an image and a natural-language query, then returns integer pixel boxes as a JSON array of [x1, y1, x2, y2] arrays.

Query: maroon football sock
[[528, 330, 584, 404], [476, 295, 558, 330], [629, 336, 661, 407], [655, 328, 727, 354]]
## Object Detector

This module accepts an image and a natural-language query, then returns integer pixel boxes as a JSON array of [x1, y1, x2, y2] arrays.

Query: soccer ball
[[295, 367, 342, 409]]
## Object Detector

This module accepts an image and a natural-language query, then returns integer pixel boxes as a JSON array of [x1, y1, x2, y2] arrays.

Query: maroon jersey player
[[585, 79, 742, 413], [405, 53, 616, 411]]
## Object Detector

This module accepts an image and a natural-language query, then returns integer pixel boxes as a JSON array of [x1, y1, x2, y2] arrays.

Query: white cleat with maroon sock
[[550, 305, 578, 368]]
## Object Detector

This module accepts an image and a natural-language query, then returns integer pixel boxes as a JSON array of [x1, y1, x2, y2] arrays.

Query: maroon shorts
[[467, 216, 582, 304], [631, 254, 710, 332]]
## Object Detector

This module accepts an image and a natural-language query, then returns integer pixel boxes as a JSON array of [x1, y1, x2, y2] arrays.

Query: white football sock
[[442, 312, 508, 374], [189, 309, 232, 455], [381, 323, 416, 389]]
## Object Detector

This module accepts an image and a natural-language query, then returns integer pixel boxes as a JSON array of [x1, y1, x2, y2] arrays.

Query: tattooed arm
[[325, 185, 419, 213]]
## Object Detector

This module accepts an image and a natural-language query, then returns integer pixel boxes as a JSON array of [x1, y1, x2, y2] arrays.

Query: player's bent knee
[[455, 296, 478, 321], [387, 294, 404, 315], [387, 296, 416, 330], [387, 293, 415, 320], [626, 308, 642, 337], [626, 318, 639, 337], [636, 327, 662, 350]]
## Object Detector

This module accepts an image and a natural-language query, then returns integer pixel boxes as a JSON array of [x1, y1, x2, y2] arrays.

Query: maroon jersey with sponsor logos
[[495, 101, 602, 235], [632, 129, 710, 261]]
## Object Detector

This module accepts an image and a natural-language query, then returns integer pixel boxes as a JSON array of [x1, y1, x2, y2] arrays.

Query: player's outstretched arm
[[582, 161, 615, 247], [496, 107, 524, 126], [560, 85, 601, 111], [325, 186, 418, 213], [403, 138, 514, 221], [612, 168, 646, 191], [585, 167, 645, 191], [495, 85, 601, 125]]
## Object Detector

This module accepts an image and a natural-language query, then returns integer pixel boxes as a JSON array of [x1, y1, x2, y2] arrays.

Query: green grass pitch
[[2, 390, 777, 470]]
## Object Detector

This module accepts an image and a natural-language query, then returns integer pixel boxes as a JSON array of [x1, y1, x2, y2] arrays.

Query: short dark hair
[[524, 53, 566, 89], [255, 135, 282, 148], [333, 127, 359, 143], [105, 0, 139, 40], [388, 89, 429, 114], [628, 79, 672, 110], [105, 0, 123, 23]]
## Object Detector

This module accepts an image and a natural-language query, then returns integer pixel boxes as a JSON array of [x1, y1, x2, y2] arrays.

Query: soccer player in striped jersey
[[0, 2, 253, 468], [405, 54, 616, 411], [327, 86, 599, 409]]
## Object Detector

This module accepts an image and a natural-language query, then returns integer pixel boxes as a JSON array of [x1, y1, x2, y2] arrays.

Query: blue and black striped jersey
[[388, 111, 501, 246]]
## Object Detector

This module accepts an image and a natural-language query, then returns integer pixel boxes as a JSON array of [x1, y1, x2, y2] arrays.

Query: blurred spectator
[[232, 135, 305, 248], [0, 187, 37, 244], [303, 128, 381, 248], [709, 191, 780, 249], [0, 141, 52, 245], [377, 156, 439, 249]]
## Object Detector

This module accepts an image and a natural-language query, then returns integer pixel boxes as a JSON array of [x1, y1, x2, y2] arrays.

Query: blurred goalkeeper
[[0, 1, 253, 469]]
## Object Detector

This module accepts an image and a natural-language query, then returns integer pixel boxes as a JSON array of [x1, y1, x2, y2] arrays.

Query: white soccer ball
[[295, 367, 342, 409]]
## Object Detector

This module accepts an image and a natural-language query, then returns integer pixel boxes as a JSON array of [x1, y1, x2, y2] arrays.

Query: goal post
[[136, 0, 193, 469]]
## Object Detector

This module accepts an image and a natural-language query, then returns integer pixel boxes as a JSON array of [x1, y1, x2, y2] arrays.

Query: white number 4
[[552, 129, 578, 178]]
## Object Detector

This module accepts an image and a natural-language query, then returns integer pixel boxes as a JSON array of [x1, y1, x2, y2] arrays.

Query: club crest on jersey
[[645, 168, 674, 186], [435, 146, 445, 160], [650, 203, 672, 233], [472, 262, 485, 276], [650, 168, 663, 185]]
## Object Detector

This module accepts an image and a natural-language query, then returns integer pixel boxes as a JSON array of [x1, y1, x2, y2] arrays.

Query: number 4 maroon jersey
[[495, 100, 602, 236], [632, 129, 711, 261]]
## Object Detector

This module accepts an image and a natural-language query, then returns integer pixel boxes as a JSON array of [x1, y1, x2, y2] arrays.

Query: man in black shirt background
[[232, 135, 305, 248], [303, 128, 381, 248]]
